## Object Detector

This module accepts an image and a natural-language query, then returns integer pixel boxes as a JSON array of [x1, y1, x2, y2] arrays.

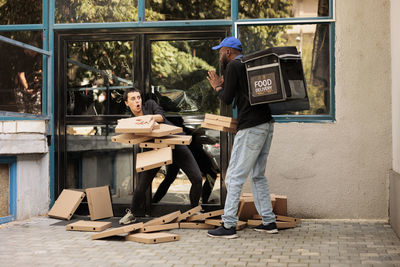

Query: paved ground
[[1, 217, 400, 267]]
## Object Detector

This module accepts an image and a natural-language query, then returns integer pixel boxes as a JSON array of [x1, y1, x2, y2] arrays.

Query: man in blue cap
[[206, 37, 277, 238]]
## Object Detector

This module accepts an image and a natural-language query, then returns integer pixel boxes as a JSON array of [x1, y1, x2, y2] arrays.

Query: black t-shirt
[[217, 58, 273, 130]]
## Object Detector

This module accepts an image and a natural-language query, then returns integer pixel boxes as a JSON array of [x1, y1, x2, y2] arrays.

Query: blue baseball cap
[[212, 37, 242, 51]]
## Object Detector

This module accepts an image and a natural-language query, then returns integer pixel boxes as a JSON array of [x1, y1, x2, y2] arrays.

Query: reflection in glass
[[0, 0, 42, 25], [239, 0, 329, 19], [150, 39, 220, 114], [55, 0, 138, 23], [149, 38, 222, 205], [145, 0, 230, 21], [66, 125, 134, 204], [67, 40, 135, 115], [238, 23, 330, 114], [0, 31, 43, 114]]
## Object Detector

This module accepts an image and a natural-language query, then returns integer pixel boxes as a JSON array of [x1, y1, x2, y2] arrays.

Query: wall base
[[390, 170, 400, 238]]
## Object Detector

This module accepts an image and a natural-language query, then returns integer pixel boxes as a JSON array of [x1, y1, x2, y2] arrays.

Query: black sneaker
[[254, 222, 278, 234], [207, 225, 238, 239]]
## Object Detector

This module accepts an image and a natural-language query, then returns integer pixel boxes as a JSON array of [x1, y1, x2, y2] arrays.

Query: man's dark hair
[[123, 87, 141, 102]]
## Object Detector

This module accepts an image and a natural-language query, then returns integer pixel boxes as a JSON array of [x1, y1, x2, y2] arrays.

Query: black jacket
[[217, 58, 273, 130]]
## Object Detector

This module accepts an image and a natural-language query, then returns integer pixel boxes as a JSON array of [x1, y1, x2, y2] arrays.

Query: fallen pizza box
[[179, 222, 215, 229], [136, 146, 173, 172], [185, 209, 224, 222], [205, 219, 247, 230], [176, 206, 202, 222], [48, 189, 85, 220], [111, 133, 153, 145], [91, 222, 144, 240], [66, 220, 112, 232], [276, 215, 301, 225], [154, 135, 192, 145], [271, 194, 287, 216], [143, 210, 181, 226], [200, 122, 237, 134], [137, 123, 183, 137], [139, 142, 175, 149], [138, 223, 180, 233], [238, 197, 258, 221], [204, 113, 238, 124], [126, 232, 180, 244], [86, 185, 114, 221], [116, 117, 156, 134]]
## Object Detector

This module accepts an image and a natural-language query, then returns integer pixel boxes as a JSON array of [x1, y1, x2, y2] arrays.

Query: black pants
[[131, 145, 202, 213]]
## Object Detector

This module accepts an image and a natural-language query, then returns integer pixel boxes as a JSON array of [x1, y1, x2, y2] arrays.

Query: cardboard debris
[[154, 135, 192, 145], [116, 117, 156, 133], [136, 146, 173, 172], [139, 223, 180, 233], [176, 206, 202, 222], [111, 133, 153, 145], [86, 186, 114, 221], [186, 209, 224, 222], [126, 232, 180, 244], [66, 220, 112, 232], [91, 222, 144, 240], [48, 189, 85, 220], [143, 210, 181, 226]]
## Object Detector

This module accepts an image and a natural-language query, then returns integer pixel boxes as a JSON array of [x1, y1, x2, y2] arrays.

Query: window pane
[[238, 24, 330, 115], [67, 40, 135, 115], [0, 0, 42, 25], [145, 0, 230, 21], [55, 0, 138, 23], [0, 164, 9, 217], [239, 0, 329, 19], [0, 31, 43, 115], [66, 124, 134, 205]]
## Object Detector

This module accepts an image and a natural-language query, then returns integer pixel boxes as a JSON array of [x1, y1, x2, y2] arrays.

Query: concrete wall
[[0, 120, 49, 220], [244, 0, 392, 219], [390, 0, 400, 237]]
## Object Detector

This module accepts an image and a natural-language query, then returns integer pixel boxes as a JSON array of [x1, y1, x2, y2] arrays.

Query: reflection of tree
[[0, 0, 41, 24]]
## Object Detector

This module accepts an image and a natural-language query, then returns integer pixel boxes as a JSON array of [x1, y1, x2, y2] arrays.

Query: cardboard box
[[204, 114, 238, 124], [143, 210, 181, 226], [139, 223, 180, 233], [137, 124, 183, 137], [237, 197, 258, 221], [116, 117, 155, 133], [66, 220, 112, 232], [186, 209, 224, 222], [91, 222, 144, 240], [126, 232, 180, 244], [154, 135, 192, 145], [136, 147, 173, 172], [111, 133, 153, 145], [200, 122, 237, 134], [179, 222, 215, 229], [48, 189, 85, 220], [139, 142, 174, 149], [271, 194, 287, 216], [86, 186, 114, 221], [176, 206, 202, 222]]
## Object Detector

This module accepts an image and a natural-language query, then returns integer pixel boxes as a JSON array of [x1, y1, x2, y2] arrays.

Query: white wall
[[244, 0, 392, 219], [392, 0, 400, 173]]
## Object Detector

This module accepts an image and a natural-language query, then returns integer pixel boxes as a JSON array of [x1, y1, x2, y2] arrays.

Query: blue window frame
[[0, 157, 17, 224]]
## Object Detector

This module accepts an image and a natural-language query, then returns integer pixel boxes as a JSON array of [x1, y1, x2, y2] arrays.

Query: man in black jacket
[[206, 37, 277, 238]]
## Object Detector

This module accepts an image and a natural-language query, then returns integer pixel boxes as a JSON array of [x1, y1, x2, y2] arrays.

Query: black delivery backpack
[[241, 46, 310, 115]]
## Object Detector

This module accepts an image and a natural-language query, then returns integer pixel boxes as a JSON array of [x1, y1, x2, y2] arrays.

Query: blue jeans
[[222, 122, 275, 228]]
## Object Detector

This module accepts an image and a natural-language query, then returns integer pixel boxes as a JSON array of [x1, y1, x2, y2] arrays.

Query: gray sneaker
[[119, 209, 136, 225]]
